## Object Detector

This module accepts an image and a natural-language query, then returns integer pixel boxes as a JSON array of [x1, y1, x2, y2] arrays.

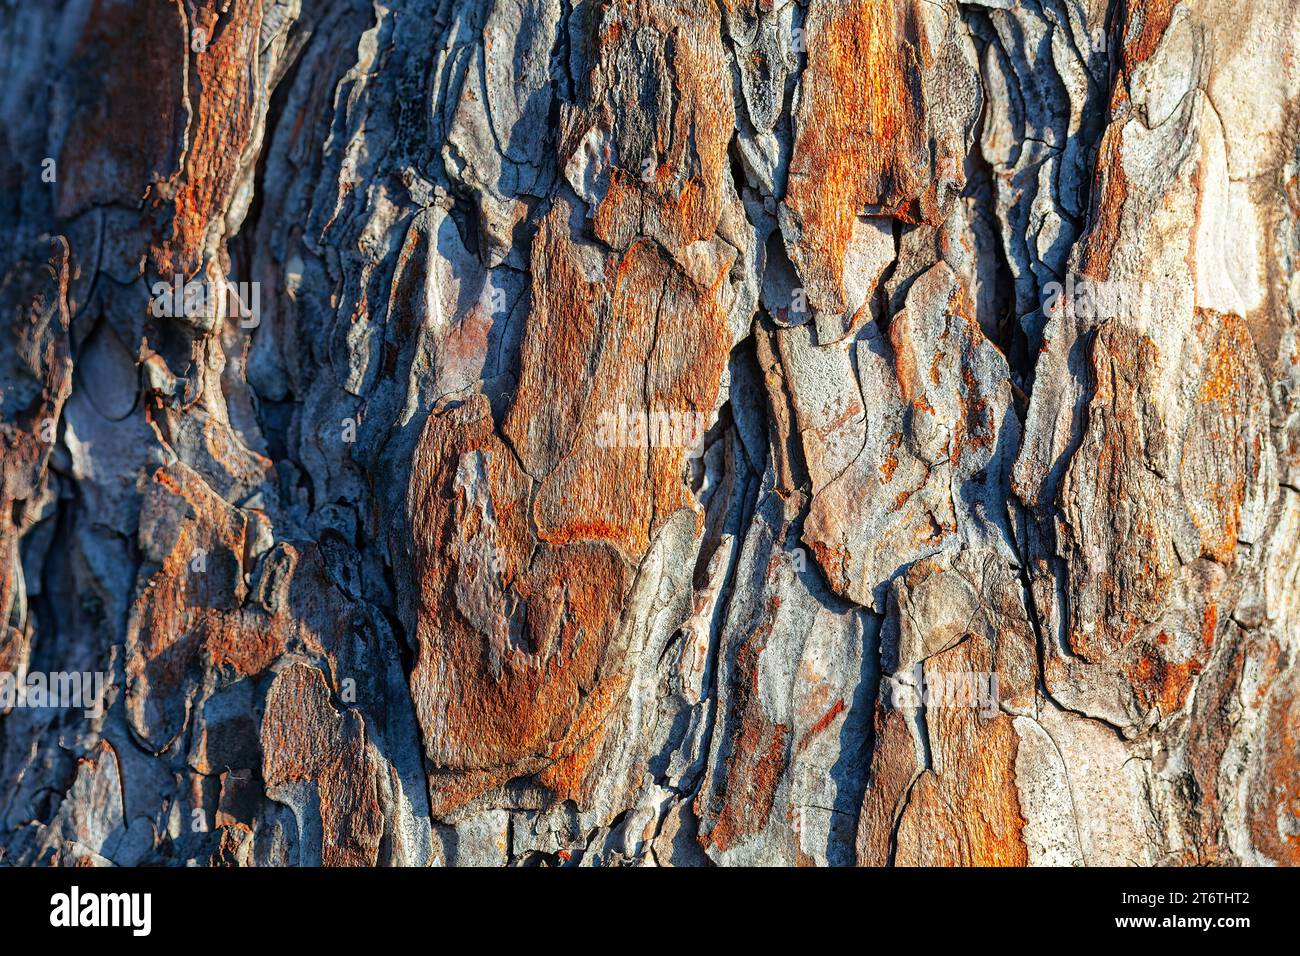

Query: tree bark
[[1, 0, 1297, 867]]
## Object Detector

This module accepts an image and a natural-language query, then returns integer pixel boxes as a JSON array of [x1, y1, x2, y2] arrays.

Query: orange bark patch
[[571, 0, 733, 258], [797, 699, 846, 752], [698, 600, 791, 852], [261, 663, 386, 866], [1181, 311, 1267, 565], [896, 641, 1026, 866], [410, 397, 621, 757], [1079, 112, 1130, 282], [1249, 684, 1300, 864], [860, 636, 1027, 866], [151, 0, 266, 277], [505, 203, 731, 560], [126, 464, 353, 751], [1059, 323, 1176, 661], [1079, 0, 1178, 281], [55, 0, 186, 218], [784, 0, 956, 314], [1125, 640, 1205, 717], [1121, 0, 1179, 73]]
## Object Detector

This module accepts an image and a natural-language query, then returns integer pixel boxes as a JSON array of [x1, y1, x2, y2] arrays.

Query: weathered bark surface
[[0, 0, 1297, 866]]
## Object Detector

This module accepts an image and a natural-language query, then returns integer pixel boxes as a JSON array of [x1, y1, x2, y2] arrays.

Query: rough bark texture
[[1, 0, 1298, 867]]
